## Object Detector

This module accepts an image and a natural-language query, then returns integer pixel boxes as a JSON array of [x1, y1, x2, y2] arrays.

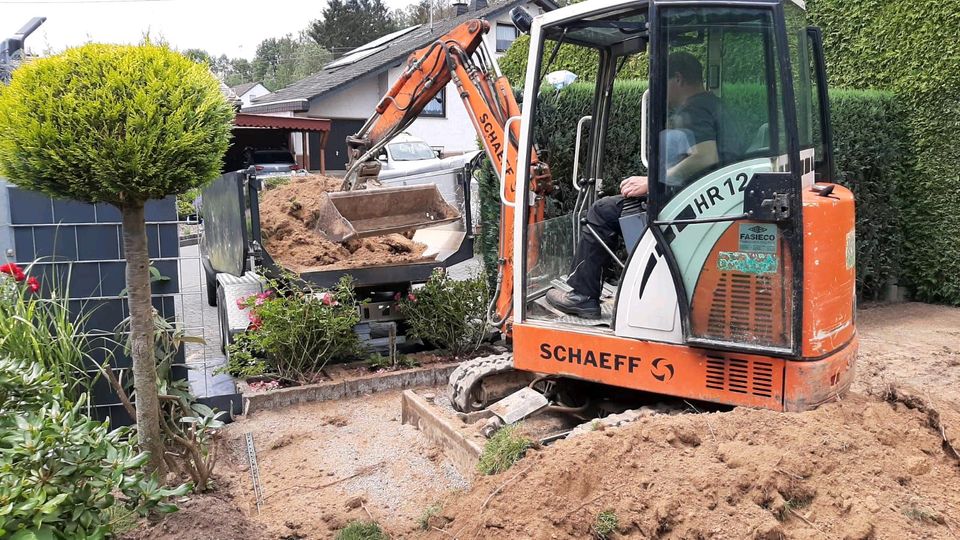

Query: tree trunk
[[121, 202, 167, 476]]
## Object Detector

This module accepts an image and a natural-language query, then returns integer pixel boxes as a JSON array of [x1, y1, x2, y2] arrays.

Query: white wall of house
[[238, 83, 271, 108], [302, 1, 547, 159]]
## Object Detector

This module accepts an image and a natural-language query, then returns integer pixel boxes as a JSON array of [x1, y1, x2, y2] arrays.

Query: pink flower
[[407, 293, 417, 302], [26, 277, 40, 293], [248, 313, 262, 331], [254, 296, 265, 306], [321, 292, 334, 306], [236, 298, 247, 310]]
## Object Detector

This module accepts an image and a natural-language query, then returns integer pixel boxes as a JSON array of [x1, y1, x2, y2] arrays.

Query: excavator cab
[[462, 0, 857, 414]]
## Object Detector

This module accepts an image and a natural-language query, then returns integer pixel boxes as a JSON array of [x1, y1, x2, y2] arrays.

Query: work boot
[[546, 289, 601, 319]]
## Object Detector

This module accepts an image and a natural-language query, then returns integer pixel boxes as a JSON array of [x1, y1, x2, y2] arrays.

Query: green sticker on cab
[[738, 223, 778, 253]]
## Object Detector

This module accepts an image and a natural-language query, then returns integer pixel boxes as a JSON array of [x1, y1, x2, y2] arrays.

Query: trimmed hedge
[[476, 82, 909, 300], [808, 0, 960, 304]]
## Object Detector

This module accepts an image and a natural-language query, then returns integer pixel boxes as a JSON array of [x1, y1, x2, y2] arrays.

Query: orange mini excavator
[[339, 0, 857, 422]]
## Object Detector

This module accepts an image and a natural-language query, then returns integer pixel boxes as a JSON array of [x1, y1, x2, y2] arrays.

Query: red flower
[[25, 277, 40, 293], [321, 292, 334, 306], [407, 293, 417, 302], [236, 298, 247, 310], [0, 263, 25, 282], [248, 313, 262, 331]]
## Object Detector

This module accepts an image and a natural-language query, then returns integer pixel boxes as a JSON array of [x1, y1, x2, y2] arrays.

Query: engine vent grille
[[705, 356, 775, 398], [706, 273, 776, 346]]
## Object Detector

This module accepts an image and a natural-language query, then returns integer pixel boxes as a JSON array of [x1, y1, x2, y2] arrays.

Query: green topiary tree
[[0, 43, 234, 474]]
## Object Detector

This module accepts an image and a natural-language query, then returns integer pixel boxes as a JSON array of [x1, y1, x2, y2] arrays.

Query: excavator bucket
[[313, 184, 461, 242]]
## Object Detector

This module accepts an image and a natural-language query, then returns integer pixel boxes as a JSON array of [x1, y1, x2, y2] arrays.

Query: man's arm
[[666, 140, 719, 182]]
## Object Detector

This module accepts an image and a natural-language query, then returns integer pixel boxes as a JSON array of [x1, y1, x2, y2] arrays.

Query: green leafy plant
[[398, 269, 489, 356], [366, 352, 418, 371], [335, 520, 387, 540], [0, 261, 94, 401], [0, 42, 235, 474], [0, 357, 189, 538], [593, 510, 619, 539], [477, 424, 533, 475], [226, 275, 362, 382]]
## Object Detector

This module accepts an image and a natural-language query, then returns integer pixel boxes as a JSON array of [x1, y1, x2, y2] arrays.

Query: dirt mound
[[122, 478, 268, 540], [425, 390, 960, 539], [259, 174, 430, 272]]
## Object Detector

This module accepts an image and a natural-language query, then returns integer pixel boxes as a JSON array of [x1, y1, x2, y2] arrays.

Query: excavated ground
[[422, 303, 960, 540], [128, 303, 960, 539], [258, 174, 432, 272]]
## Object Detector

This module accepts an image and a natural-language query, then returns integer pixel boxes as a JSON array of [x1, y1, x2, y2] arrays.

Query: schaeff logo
[[538, 342, 654, 374]]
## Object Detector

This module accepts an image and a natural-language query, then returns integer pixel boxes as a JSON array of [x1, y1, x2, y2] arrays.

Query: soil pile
[[425, 388, 960, 539], [259, 174, 430, 272], [122, 481, 267, 540]]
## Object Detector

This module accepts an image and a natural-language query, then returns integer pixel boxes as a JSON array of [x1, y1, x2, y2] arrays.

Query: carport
[[226, 113, 332, 173]]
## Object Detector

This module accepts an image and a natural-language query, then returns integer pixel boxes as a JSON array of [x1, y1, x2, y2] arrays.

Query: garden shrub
[[476, 80, 908, 300], [399, 270, 489, 356], [226, 276, 361, 381], [0, 357, 188, 539], [809, 0, 960, 304]]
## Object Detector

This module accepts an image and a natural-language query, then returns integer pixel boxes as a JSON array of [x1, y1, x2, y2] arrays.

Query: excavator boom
[[341, 19, 551, 329]]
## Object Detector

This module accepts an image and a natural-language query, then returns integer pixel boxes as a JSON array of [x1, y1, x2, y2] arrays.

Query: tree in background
[[307, 0, 399, 53], [0, 43, 234, 474], [253, 34, 332, 91], [395, 0, 457, 27], [182, 48, 212, 66]]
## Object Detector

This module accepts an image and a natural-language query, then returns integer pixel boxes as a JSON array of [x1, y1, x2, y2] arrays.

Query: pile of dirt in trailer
[[259, 175, 430, 272], [423, 388, 960, 539]]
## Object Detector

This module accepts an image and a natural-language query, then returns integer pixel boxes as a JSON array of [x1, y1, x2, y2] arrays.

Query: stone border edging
[[241, 362, 460, 415]]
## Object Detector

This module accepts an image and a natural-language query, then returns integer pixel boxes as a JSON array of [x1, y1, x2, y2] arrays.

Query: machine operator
[[546, 51, 735, 318]]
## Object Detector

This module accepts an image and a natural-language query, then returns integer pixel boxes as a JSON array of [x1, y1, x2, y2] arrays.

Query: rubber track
[[448, 353, 515, 413]]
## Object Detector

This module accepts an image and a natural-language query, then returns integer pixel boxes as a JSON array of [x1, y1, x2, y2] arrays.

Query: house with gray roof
[[243, 0, 556, 171], [230, 81, 270, 108]]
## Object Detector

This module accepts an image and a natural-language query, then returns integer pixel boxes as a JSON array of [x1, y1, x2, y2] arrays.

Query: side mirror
[[510, 7, 533, 35], [377, 150, 387, 161]]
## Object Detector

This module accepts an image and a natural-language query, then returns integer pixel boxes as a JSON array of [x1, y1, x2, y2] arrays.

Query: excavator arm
[[344, 19, 552, 332]]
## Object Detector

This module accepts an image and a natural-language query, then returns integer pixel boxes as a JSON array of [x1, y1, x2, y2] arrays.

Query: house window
[[422, 86, 446, 118], [496, 23, 519, 52]]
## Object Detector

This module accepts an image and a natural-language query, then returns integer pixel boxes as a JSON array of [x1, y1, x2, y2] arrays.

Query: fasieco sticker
[[738, 223, 778, 253]]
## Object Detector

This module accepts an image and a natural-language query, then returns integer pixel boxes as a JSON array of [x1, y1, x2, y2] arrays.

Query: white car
[[377, 133, 481, 180]]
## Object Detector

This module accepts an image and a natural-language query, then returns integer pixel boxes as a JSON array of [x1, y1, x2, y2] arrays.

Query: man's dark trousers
[[566, 195, 626, 300]]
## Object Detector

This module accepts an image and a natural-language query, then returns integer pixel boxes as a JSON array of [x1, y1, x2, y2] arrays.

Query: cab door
[[645, 1, 803, 355]]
